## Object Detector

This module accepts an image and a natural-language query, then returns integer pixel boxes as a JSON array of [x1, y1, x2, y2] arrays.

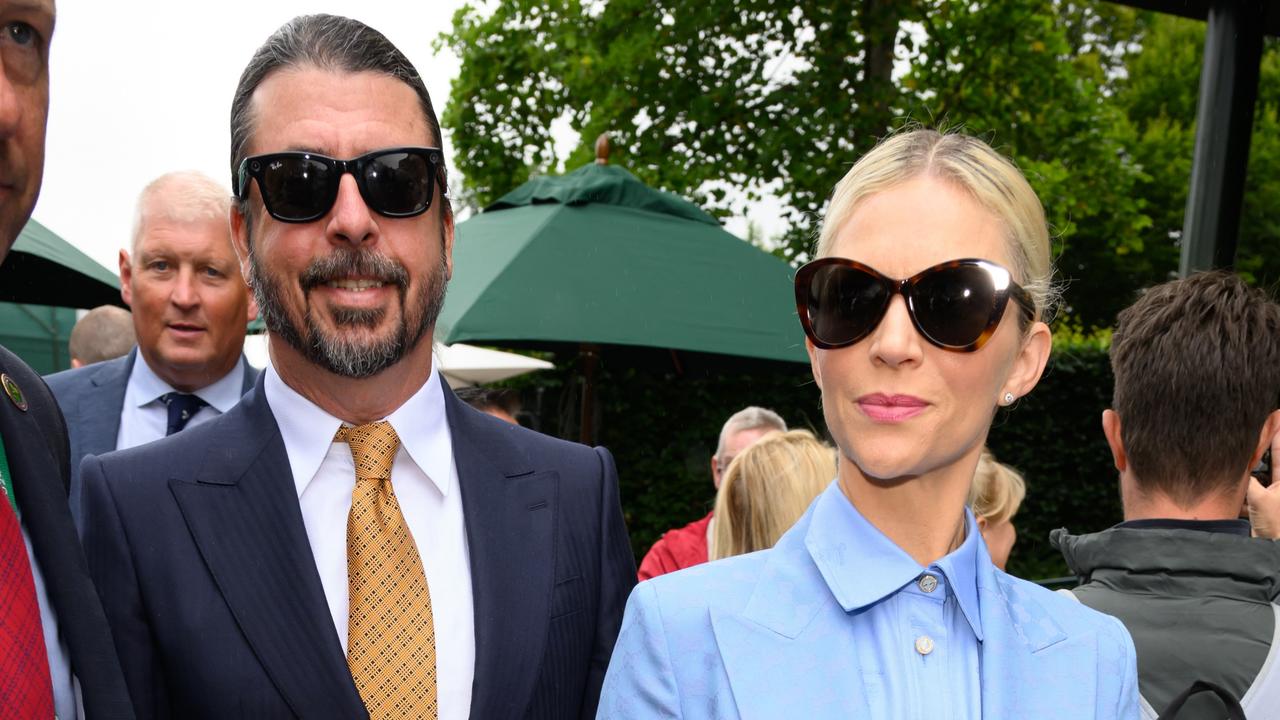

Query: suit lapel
[[81, 351, 133, 460], [445, 387, 557, 719], [977, 560, 1095, 718], [0, 347, 134, 715], [711, 520, 869, 720], [169, 383, 366, 719]]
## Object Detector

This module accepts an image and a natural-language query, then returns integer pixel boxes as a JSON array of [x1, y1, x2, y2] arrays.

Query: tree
[[440, 0, 918, 233], [1113, 15, 1280, 294], [441, 1, 1275, 328]]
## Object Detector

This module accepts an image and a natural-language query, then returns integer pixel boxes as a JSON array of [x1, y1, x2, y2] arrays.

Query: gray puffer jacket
[[1052, 525, 1280, 719]]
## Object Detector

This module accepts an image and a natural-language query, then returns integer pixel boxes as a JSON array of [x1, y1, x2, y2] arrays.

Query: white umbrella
[[432, 342, 554, 388], [243, 335, 554, 389]]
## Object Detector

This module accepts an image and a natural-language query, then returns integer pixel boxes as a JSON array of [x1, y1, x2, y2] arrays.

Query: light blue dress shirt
[[839, 494, 982, 719], [598, 482, 1140, 719]]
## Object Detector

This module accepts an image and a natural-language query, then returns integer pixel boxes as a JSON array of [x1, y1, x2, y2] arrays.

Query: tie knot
[[335, 421, 400, 482], [160, 392, 209, 436]]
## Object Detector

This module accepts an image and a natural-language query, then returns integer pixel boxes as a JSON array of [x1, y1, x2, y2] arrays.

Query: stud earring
[[1002, 392, 1015, 405]]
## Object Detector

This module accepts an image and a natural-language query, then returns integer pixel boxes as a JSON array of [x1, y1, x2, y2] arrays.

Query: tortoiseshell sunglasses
[[795, 257, 1035, 352]]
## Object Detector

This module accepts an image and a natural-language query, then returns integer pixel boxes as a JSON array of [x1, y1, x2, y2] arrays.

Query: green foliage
[[442, 1, 1278, 327], [899, 2, 1153, 327], [1113, 16, 1280, 295], [501, 352, 821, 561], [500, 336, 1119, 581], [988, 337, 1120, 579], [440, 0, 916, 225]]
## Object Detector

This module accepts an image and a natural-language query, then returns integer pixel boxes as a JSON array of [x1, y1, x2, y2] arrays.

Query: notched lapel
[[447, 391, 556, 719], [979, 575, 1094, 719], [711, 605, 867, 720], [710, 546, 867, 720], [169, 389, 366, 719], [81, 353, 132, 459]]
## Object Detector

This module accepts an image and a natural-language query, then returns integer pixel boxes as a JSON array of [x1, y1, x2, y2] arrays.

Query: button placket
[[915, 635, 935, 655]]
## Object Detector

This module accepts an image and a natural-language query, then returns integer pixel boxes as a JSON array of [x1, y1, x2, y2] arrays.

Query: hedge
[[498, 336, 1119, 580]]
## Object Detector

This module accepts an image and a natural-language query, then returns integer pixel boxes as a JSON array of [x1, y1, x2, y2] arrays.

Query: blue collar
[[805, 483, 985, 641]]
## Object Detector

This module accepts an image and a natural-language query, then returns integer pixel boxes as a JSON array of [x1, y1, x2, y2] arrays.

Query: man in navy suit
[[0, 0, 134, 716], [81, 14, 635, 720], [46, 170, 258, 527]]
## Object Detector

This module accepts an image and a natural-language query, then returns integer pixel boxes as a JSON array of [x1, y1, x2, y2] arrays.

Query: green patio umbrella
[[0, 218, 120, 308], [436, 139, 807, 442]]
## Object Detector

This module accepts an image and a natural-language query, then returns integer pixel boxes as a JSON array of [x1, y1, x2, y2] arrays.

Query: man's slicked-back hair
[[228, 14, 450, 219], [1110, 271, 1280, 506]]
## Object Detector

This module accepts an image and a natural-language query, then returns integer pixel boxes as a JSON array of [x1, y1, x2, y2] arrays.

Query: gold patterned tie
[[336, 421, 438, 719]]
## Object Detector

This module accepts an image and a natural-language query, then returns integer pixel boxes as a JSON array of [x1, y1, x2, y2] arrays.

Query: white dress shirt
[[21, 525, 77, 719], [115, 355, 246, 450], [264, 364, 475, 719]]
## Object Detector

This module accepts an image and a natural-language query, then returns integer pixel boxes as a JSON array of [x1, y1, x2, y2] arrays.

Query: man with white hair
[[46, 171, 258, 526], [637, 406, 786, 579]]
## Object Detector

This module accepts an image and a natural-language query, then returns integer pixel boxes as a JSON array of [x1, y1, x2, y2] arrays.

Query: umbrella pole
[[579, 343, 600, 446]]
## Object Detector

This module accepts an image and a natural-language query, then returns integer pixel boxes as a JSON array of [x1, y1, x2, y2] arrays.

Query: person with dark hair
[[454, 385, 521, 425], [0, 0, 135, 716], [1053, 271, 1280, 718], [81, 14, 634, 720]]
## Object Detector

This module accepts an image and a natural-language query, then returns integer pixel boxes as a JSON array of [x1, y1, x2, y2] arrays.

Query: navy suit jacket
[[81, 374, 636, 719], [44, 349, 257, 527], [0, 345, 135, 719]]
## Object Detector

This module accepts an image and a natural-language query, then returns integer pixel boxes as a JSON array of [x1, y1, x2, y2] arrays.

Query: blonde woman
[[598, 129, 1138, 719], [969, 448, 1028, 571], [710, 430, 835, 561]]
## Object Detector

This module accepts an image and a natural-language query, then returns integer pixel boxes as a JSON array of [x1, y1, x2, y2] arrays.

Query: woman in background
[[969, 448, 1027, 571], [710, 429, 835, 560]]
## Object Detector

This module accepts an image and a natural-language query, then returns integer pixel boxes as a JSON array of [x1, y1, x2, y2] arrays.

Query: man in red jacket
[[637, 406, 786, 579]]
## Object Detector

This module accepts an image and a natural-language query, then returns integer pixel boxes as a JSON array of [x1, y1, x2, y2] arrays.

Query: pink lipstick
[[857, 393, 928, 423]]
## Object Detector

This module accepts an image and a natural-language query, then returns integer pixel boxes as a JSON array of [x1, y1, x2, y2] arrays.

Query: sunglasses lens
[[256, 156, 334, 221], [911, 264, 999, 347], [363, 151, 434, 217], [804, 263, 888, 347]]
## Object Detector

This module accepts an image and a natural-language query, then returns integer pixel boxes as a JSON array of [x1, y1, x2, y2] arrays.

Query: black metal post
[[1180, 0, 1265, 276]]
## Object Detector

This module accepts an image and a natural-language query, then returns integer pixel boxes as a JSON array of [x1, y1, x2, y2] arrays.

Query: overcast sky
[[33, 0, 470, 271]]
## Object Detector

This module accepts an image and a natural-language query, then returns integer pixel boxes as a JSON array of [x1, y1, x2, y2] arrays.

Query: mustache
[[299, 249, 409, 292]]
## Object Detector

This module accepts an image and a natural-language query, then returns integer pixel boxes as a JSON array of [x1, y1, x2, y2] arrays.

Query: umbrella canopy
[[0, 218, 120, 308], [436, 162, 807, 364], [432, 343, 555, 388]]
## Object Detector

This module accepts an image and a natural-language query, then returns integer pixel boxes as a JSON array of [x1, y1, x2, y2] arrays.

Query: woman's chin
[[843, 455, 924, 488]]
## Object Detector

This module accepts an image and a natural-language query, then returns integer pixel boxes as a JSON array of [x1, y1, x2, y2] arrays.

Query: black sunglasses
[[795, 257, 1035, 352], [235, 146, 444, 223]]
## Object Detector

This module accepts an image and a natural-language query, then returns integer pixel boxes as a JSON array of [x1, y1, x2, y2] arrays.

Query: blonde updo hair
[[968, 448, 1027, 527], [816, 129, 1056, 322], [711, 430, 836, 561]]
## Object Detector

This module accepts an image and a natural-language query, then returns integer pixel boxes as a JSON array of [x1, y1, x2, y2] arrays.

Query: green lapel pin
[[2, 373, 28, 412]]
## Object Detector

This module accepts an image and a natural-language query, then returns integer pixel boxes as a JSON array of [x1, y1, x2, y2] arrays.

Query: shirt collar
[[130, 351, 246, 413], [805, 483, 984, 640], [1115, 518, 1253, 536], [265, 364, 453, 499]]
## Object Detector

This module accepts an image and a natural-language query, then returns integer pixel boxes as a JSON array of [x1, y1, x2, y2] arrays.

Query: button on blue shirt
[[810, 487, 983, 720]]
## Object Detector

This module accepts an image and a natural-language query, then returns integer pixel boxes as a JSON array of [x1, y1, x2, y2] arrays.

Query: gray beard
[[249, 246, 447, 379]]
